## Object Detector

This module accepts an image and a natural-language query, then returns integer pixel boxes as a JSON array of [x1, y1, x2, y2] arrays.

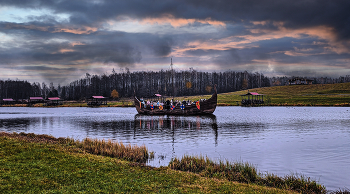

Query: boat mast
[[171, 58, 174, 100]]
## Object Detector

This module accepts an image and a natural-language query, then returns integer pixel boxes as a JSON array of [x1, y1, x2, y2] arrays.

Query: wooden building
[[1, 98, 15, 105], [87, 96, 107, 106], [240, 91, 265, 106], [45, 97, 63, 106], [288, 77, 313, 85], [29, 97, 45, 105]]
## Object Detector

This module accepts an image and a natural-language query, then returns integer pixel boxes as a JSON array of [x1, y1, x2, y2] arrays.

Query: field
[[218, 82, 350, 106]]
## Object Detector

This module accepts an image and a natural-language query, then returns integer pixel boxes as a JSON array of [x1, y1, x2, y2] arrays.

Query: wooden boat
[[134, 86, 217, 115]]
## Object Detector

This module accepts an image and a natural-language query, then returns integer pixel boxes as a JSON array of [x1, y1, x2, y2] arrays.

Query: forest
[[1, 68, 350, 101]]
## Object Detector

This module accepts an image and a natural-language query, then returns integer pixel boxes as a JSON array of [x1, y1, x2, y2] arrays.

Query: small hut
[[46, 97, 63, 106], [29, 97, 45, 105], [240, 91, 265, 106], [87, 96, 107, 106], [1, 98, 15, 105]]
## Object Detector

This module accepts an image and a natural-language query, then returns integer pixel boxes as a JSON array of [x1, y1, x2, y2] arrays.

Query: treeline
[[0, 70, 269, 100], [1, 69, 350, 101], [62, 69, 270, 100], [0, 80, 57, 100]]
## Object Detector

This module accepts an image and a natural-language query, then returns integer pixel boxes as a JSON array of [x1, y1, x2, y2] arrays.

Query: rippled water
[[0, 106, 349, 191]]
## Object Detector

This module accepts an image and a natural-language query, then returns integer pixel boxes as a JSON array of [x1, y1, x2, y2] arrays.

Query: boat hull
[[134, 91, 217, 116]]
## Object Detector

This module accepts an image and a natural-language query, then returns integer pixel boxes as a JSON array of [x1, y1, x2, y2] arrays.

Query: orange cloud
[[58, 49, 75, 53], [71, 42, 85, 47], [172, 23, 350, 58], [172, 36, 259, 57], [140, 15, 226, 28], [53, 26, 98, 34], [53, 42, 85, 54], [248, 21, 350, 54]]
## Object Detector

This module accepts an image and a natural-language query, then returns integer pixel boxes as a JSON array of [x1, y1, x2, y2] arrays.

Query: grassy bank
[[0, 132, 299, 194], [2, 132, 349, 193], [218, 82, 350, 106]]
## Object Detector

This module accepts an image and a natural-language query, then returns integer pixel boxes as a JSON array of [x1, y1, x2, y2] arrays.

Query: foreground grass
[[0, 132, 297, 194], [1, 132, 152, 163]]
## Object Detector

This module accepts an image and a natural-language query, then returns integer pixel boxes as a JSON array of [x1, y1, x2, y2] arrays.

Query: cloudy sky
[[1, 0, 350, 85]]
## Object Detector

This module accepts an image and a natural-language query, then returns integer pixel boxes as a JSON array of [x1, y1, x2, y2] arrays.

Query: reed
[[80, 138, 153, 163], [329, 189, 350, 194], [169, 155, 326, 194]]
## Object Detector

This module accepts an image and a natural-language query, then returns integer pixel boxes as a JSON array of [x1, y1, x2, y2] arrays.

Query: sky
[[1, 0, 350, 85]]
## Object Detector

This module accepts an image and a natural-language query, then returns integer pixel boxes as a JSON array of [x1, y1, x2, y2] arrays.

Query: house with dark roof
[[288, 77, 313, 85]]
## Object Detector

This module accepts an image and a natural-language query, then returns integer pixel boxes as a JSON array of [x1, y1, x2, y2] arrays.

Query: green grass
[[0, 132, 298, 194], [218, 82, 350, 106], [4, 132, 153, 163]]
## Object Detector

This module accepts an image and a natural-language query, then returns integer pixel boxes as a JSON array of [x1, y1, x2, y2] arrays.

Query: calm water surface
[[0, 106, 349, 191]]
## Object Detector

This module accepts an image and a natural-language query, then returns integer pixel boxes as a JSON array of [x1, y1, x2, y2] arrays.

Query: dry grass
[[169, 155, 326, 194], [81, 138, 152, 163], [329, 189, 350, 194]]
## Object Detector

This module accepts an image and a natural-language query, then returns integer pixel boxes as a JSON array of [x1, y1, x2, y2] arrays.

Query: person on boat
[[139, 98, 145, 109], [166, 100, 171, 110]]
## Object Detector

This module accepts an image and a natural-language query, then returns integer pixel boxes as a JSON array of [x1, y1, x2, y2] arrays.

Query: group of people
[[140, 98, 207, 110]]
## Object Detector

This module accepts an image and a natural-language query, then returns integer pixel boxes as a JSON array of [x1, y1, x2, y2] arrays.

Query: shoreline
[[1, 103, 350, 107], [0, 131, 329, 193], [2, 82, 350, 107]]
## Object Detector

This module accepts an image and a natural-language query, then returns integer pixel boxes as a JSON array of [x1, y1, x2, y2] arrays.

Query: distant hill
[[218, 82, 350, 106]]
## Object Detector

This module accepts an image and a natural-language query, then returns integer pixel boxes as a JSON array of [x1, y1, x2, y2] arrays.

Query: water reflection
[[0, 118, 33, 129], [134, 114, 218, 144], [134, 114, 217, 130]]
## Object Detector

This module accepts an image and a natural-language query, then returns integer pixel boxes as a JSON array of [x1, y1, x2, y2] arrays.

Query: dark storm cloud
[[2, 0, 349, 40], [1, 0, 350, 84], [2, 0, 349, 59], [184, 37, 309, 67], [0, 21, 173, 67]]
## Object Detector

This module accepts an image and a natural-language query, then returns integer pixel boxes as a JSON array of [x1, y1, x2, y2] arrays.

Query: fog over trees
[[1, 69, 350, 101]]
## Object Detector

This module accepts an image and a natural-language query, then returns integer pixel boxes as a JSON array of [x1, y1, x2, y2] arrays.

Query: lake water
[[0, 106, 349, 191]]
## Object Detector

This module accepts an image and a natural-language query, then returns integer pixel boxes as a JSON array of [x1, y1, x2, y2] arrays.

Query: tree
[[242, 79, 248, 90], [205, 85, 212, 93], [186, 81, 192, 89], [111, 89, 119, 100]]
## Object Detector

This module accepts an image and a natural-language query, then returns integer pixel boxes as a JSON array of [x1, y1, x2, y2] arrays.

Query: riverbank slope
[[218, 82, 350, 106], [0, 132, 299, 194]]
